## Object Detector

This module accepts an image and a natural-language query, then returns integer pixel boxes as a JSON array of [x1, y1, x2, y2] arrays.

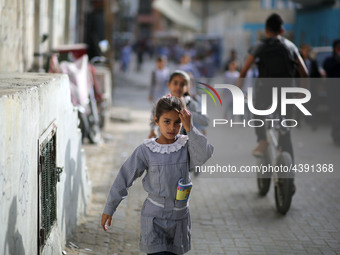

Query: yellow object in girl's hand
[[176, 178, 192, 201]]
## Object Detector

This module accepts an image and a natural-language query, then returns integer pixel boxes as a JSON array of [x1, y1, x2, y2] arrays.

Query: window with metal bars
[[40, 136, 57, 241], [38, 124, 62, 248]]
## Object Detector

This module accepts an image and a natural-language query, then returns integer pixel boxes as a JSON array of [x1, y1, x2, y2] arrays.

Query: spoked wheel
[[274, 152, 294, 215], [256, 152, 272, 196]]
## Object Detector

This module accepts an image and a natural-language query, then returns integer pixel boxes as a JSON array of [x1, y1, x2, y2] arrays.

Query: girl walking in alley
[[101, 96, 214, 254], [148, 70, 209, 138]]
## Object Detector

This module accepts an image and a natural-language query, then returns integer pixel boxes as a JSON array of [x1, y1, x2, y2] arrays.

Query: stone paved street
[[64, 60, 340, 255]]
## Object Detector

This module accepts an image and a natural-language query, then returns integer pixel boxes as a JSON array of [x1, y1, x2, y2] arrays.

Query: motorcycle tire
[[274, 152, 294, 215], [256, 152, 271, 196]]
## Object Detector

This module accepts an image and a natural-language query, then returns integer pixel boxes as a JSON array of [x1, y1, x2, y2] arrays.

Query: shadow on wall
[[61, 140, 88, 238], [4, 196, 25, 255]]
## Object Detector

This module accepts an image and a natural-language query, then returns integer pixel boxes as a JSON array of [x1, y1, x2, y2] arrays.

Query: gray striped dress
[[103, 127, 214, 254]]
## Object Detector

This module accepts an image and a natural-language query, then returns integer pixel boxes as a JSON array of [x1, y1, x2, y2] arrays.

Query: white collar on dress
[[143, 135, 188, 154]]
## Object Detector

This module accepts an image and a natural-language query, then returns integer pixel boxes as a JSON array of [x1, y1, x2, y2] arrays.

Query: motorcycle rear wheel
[[274, 152, 294, 215]]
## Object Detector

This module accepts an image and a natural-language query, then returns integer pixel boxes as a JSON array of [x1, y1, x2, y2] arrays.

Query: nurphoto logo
[[196, 82, 223, 115], [198, 83, 312, 128]]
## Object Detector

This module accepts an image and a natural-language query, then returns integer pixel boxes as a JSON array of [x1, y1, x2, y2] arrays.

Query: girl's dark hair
[[155, 96, 185, 121], [168, 70, 190, 85]]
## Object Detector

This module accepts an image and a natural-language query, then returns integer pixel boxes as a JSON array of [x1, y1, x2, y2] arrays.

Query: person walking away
[[224, 61, 240, 120], [237, 13, 308, 160], [120, 42, 132, 72], [134, 38, 147, 72], [323, 39, 340, 146], [101, 96, 214, 254], [300, 44, 321, 130], [224, 49, 239, 71], [149, 55, 170, 103]]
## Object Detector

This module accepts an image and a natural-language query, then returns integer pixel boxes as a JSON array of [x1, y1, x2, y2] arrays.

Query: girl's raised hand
[[179, 109, 192, 132], [101, 213, 112, 231]]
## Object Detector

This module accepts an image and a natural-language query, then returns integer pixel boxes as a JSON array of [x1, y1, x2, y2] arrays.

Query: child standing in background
[[101, 97, 214, 254], [149, 55, 170, 103], [224, 60, 240, 119], [148, 70, 209, 138], [120, 42, 132, 72]]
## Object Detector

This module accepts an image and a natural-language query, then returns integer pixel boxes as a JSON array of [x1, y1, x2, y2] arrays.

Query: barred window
[[38, 124, 62, 248]]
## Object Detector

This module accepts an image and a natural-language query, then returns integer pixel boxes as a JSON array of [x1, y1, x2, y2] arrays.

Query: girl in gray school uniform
[[101, 97, 214, 254], [148, 70, 209, 139]]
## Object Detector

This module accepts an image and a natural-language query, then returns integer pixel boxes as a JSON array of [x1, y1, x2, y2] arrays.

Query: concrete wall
[[206, 7, 295, 66], [184, 0, 296, 65], [0, 0, 80, 72], [0, 73, 91, 255], [0, 0, 35, 72]]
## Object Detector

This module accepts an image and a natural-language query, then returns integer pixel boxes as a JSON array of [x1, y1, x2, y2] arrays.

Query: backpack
[[257, 37, 297, 78]]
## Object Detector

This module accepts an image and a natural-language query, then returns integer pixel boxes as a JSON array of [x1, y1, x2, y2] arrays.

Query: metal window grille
[[40, 135, 57, 240], [38, 123, 62, 249]]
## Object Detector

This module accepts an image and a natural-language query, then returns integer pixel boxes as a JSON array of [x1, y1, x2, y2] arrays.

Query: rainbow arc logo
[[197, 82, 223, 115]]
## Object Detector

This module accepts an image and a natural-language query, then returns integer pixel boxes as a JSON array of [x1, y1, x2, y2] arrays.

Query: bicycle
[[256, 117, 295, 215]]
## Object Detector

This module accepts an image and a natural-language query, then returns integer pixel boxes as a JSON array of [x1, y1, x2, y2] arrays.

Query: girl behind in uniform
[[148, 70, 209, 138]]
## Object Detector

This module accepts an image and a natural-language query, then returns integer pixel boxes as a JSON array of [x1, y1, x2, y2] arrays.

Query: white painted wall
[[0, 0, 35, 72], [0, 0, 80, 72], [206, 8, 295, 67], [0, 73, 91, 255]]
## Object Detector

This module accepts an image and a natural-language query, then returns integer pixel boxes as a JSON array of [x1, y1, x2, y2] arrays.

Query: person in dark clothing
[[323, 39, 340, 77], [300, 44, 321, 78], [134, 38, 148, 72], [86, 11, 105, 60], [323, 39, 340, 146], [224, 49, 239, 71], [238, 13, 308, 159], [300, 44, 321, 130]]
